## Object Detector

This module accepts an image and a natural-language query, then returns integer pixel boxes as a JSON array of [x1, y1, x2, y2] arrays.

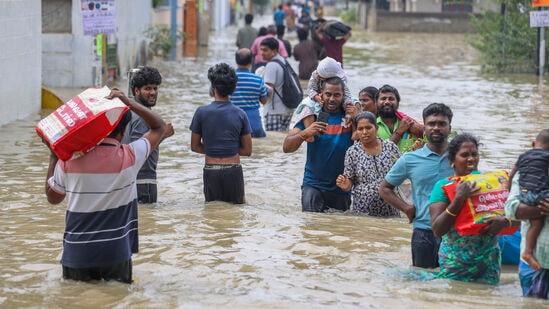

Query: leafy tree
[[468, 0, 545, 73]]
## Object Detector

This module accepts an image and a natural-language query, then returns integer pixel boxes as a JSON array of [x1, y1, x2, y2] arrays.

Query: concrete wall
[[42, 0, 152, 88], [0, 0, 42, 126], [374, 11, 478, 33]]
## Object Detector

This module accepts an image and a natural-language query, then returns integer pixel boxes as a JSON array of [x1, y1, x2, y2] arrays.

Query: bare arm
[[379, 179, 415, 223], [239, 134, 252, 156], [45, 153, 64, 204], [107, 89, 166, 152], [190, 132, 205, 154]]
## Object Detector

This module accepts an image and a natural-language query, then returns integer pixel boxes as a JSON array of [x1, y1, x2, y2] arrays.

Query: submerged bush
[[468, 0, 545, 73]]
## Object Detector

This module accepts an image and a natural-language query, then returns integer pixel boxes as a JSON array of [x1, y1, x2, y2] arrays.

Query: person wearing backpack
[[260, 37, 302, 132]]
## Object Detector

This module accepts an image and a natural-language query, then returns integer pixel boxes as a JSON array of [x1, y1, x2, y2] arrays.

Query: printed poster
[[81, 0, 116, 35]]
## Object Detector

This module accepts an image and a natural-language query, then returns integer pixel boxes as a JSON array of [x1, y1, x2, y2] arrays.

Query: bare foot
[[522, 252, 542, 271]]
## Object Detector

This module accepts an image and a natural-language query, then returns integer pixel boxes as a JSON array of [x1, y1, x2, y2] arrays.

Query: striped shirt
[[231, 69, 269, 110], [48, 137, 150, 268]]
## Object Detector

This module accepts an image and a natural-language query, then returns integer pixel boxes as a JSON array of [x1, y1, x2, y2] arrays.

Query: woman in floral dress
[[336, 112, 401, 217]]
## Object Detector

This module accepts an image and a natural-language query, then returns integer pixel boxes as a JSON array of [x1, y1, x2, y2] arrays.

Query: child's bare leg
[[521, 218, 543, 271]]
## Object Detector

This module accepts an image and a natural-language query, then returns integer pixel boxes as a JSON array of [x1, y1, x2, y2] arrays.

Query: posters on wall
[[81, 0, 116, 35]]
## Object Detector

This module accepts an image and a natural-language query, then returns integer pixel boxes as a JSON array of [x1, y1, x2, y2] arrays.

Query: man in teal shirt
[[505, 172, 549, 299], [379, 103, 454, 268], [375, 84, 423, 153]]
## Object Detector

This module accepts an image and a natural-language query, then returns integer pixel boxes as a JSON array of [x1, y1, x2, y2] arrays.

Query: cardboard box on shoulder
[[36, 86, 129, 161]]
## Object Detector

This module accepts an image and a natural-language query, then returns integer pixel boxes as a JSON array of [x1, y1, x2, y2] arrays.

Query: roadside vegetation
[[468, 0, 545, 73]]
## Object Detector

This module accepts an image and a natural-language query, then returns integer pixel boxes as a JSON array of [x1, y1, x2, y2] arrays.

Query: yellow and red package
[[442, 170, 519, 236], [36, 86, 128, 161]]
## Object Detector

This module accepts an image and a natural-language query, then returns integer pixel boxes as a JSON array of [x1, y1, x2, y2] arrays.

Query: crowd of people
[[40, 4, 549, 302]]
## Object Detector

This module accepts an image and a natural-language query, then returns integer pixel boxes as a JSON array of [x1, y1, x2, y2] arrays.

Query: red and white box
[[36, 86, 129, 161]]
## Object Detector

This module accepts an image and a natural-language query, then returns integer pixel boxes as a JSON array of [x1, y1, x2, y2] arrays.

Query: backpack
[[270, 58, 303, 109]]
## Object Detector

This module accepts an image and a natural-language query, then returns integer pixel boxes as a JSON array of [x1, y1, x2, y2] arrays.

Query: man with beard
[[379, 103, 454, 269], [283, 76, 356, 212], [375, 84, 424, 154], [122, 66, 174, 203]]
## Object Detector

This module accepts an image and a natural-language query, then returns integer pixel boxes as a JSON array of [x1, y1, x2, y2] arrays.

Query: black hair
[[354, 111, 377, 128], [266, 25, 277, 35], [447, 133, 479, 163], [297, 27, 309, 41], [258, 27, 267, 36], [235, 49, 253, 66], [109, 110, 132, 138], [422, 102, 453, 124], [207, 62, 237, 97], [260, 37, 279, 51], [359, 86, 378, 100], [131, 66, 162, 92], [375, 84, 400, 103], [245, 13, 253, 25], [536, 129, 549, 145]]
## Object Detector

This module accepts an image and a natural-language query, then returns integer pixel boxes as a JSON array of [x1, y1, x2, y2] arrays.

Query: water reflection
[[1, 17, 549, 308]]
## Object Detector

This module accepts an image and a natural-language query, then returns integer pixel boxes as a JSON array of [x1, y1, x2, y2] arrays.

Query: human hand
[[403, 204, 416, 224], [409, 121, 424, 138], [538, 197, 549, 215], [163, 123, 175, 139], [396, 116, 414, 133], [306, 121, 327, 136], [479, 216, 509, 236], [336, 174, 352, 191], [106, 88, 130, 105], [411, 139, 424, 150], [455, 180, 480, 201]]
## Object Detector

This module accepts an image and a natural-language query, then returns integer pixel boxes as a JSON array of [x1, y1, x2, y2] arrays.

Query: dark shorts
[[411, 228, 441, 268], [62, 259, 132, 284], [203, 164, 245, 204], [301, 185, 351, 213], [137, 183, 157, 204], [519, 189, 549, 207]]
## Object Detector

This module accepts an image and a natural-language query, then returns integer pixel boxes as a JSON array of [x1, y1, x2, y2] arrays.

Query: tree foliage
[[468, 0, 543, 73]]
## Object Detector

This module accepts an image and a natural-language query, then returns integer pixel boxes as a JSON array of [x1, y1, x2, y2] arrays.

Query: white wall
[[42, 0, 152, 88], [0, 0, 42, 126]]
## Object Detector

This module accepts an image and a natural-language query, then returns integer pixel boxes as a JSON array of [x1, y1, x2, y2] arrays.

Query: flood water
[[1, 17, 549, 308]]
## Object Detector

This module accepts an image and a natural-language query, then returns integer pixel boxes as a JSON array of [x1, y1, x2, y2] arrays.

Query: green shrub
[[467, 0, 544, 73], [144, 25, 184, 60], [340, 8, 358, 24]]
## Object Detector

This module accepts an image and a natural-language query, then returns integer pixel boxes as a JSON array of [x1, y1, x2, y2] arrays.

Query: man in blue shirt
[[230, 48, 271, 138], [283, 76, 356, 212], [274, 5, 286, 39], [379, 103, 454, 268]]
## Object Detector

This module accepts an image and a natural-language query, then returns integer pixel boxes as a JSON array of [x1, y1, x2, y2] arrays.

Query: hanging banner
[[81, 0, 116, 35], [533, 0, 549, 7]]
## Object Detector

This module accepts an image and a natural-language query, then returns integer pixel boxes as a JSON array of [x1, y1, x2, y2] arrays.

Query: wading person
[[283, 76, 355, 212], [122, 66, 174, 204], [44, 88, 167, 283], [375, 84, 423, 153], [379, 103, 454, 269], [260, 37, 295, 132], [189, 63, 252, 204], [336, 112, 401, 217], [429, 133, 513, 284], [231, 48, 272, 138]]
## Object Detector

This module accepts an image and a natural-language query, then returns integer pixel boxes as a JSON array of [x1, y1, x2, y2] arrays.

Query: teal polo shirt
[[384, 144, 454, 230], [377, 117, 418, 154]]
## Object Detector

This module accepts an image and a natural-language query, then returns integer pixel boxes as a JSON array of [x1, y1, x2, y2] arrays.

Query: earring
[[451, 163, 455, 168]]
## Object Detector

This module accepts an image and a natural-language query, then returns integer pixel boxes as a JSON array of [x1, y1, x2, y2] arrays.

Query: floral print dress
[[344, 139, 401, 217]]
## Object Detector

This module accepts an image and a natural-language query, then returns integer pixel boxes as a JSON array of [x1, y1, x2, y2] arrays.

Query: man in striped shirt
[[45, 88, 167, 284], [230, 48, 271, 138]]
